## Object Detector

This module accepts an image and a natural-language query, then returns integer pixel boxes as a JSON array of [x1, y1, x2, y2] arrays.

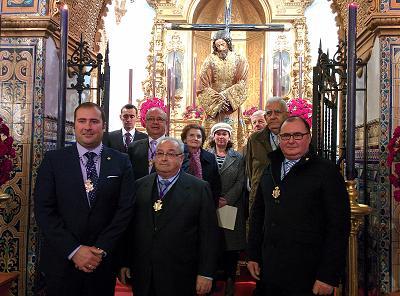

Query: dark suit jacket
[[103, 129, 147, 152], [126, 172, 218, 296], [34, 145, 135, 282], [128, 138, 189, 181], [247, 149, 350, 292]]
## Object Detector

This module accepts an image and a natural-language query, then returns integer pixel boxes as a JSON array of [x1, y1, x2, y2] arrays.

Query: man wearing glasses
[[103, 104, 147, 153], [119, 138, 218, 296], [128, 107, 167, 180], [247, 116, 350, 296]]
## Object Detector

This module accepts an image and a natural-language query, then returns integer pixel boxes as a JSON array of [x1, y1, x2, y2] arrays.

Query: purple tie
[[84, 152, 98, 206], [124, 133, 132, 151]]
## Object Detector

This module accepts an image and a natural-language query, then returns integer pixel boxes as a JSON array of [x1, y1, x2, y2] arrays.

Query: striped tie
[[282, 159, 297, 180]]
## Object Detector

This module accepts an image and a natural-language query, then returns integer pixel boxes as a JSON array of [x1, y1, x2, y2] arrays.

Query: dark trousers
[[44, 268, 116, 296], [220, 250, 240, 280]]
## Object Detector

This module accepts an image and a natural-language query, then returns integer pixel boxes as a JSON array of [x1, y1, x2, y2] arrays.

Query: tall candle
[[259, 55, 264, 109], [128, 68, 133, 104], [346, 2, 358, 180], [57, 4, 68, 149], [152, 53, 156, 99], [298, 56, 303, 99], [166, 68, 171, 136], [193, 54, 197, 108]]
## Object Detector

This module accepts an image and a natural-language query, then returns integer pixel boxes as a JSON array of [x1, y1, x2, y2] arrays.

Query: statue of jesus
[[197, 30, 249, 147]]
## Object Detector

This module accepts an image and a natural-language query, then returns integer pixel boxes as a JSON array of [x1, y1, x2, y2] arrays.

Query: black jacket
[[247, 148, 350, 292]]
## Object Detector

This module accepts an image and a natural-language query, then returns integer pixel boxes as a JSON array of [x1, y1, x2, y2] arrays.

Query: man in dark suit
[[103, 103, 147, 152], [34, 102, 135, 296], [120, 137, 219, 296], [247, 116, 350, 296], [128, 107, 167, 180]]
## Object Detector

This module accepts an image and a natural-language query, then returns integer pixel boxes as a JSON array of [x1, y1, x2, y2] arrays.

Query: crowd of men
[[34, 97, 350, 296]]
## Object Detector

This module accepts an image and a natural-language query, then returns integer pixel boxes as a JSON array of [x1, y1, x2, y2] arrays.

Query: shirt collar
[[122, 128, 135, 137], [76, 142, 103, 159], [157, 170, 180, 182], [149, 135, 165, 144]]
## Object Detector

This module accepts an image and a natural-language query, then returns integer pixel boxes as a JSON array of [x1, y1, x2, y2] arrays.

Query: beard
[[217, 49, 228, 60]]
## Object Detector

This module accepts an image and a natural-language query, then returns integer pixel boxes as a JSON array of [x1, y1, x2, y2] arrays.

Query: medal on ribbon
[[153, 199, 163, 212], [272, 186, 280, 199], [85, 179, 94, 193]]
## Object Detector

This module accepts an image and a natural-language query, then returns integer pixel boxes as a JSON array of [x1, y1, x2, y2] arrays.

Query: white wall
[[104, 0, 155, 131]]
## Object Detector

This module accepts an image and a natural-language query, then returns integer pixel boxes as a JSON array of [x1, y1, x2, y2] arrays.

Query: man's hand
[[196, 275, 212, 295], [247, 261, 260, 280], [118, 267, 131, 285], [72, 246, 102, 273], [218, 197, 228, 208], [312, 280, 334, 295]]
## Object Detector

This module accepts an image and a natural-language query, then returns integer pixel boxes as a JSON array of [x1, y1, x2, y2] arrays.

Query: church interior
[[0, 0, 400, 295]]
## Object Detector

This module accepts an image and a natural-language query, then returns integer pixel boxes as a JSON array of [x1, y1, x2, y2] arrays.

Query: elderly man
[[120, 138, 219, 296], [245, 97, 288, 208], [250, 110, 267, 132], [247, 116, 350, 295], [103, 104, 147, 153], [128, 107, 167, 180]]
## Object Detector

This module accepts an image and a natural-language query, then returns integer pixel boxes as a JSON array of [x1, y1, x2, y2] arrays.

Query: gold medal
[[272, 186, 280, 199], [153, 199, 163, 211], [84, 179, 94, 193]]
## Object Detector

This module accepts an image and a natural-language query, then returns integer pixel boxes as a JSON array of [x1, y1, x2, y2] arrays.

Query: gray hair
[[157, 137, 184, 154], [250, 110, 266, 119], [265, 97, 288, 112], [146, 107, 167, 120]]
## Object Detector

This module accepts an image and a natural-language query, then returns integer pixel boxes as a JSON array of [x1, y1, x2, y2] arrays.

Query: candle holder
[[0, 188, 10, 204], [345, 179, 372, 296]]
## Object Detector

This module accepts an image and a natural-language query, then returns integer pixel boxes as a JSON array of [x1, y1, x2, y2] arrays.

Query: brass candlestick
[[345, 180, 372, 296]]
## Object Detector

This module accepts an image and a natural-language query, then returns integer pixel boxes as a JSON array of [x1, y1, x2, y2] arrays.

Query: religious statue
[[197, 30, 249, 147]]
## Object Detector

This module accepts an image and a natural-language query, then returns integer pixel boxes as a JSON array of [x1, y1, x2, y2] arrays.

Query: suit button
[[271, 222, 276, 227], [154, 227, 158, 231]]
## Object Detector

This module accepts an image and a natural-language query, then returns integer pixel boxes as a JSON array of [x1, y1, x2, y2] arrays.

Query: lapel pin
[[107, 157, 111, 160]]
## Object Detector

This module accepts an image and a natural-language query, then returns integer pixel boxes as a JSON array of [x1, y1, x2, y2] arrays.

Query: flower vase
[[0, 188, 10, 204]]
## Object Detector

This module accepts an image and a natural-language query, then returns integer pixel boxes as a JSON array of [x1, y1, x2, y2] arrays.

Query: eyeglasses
[[146, 117, 166, 122], [279, 132, 310, 141], [155, 152, 182, 158]]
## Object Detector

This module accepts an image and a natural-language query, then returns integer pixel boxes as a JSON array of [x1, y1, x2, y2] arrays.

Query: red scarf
[[189, 149, 203, 179]]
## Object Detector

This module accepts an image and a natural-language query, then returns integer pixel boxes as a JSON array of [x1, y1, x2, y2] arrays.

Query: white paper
[[217, 205, 237, 230]]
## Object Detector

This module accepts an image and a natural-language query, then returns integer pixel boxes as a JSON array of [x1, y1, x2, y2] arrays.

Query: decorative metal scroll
[[312, 40, 347, 163], [312, 40, 366, 165], [67, 34, 103, 104]]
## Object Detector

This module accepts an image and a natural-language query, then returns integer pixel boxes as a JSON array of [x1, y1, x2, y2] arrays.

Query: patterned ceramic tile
[[1, 0, 39, 14], [0, 37, 44, 296]]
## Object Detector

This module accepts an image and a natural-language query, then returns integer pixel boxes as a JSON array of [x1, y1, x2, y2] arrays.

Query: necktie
[[124, 133, 132, 151], [148, 140, 157, 166], [282, 159, 297, 180], [84, 152, 98, 206], [158, 179, 171, 199]]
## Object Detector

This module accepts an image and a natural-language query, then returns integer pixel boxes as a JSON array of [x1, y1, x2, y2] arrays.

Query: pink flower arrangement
[[139, 97, 167, 128], [287, 98, 313, 127], [0, 117, 16, 186], [243, 106, 259, 117], [387, 126, 400, 201], [182, 105, 205, 120]]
